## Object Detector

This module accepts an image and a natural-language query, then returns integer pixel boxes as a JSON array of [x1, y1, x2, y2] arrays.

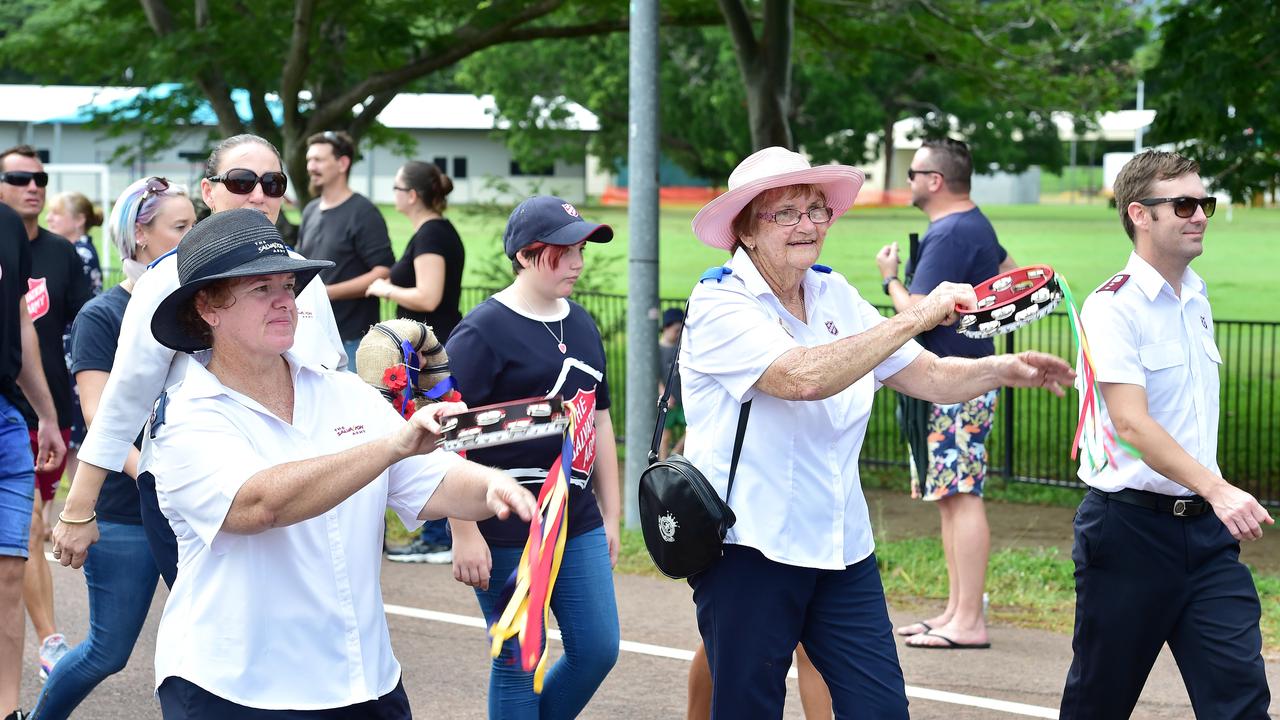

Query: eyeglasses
[[0, 171, 49, 188], [757, 206, 834, 226], [392, 185, 411, 193], [1137, 196, 1216, 219], [907, 169, 943, 181], [207, 169, 288, 198]]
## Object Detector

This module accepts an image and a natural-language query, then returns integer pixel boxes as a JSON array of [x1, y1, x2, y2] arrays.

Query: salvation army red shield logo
[[567, 387, 598, 476], [26, 277, 49, 321]]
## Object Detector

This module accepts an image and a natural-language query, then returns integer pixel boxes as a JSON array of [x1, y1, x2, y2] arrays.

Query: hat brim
[[150, 256, 334, 353], [691, 165, 865, 251], [543, 221, 613, 248]]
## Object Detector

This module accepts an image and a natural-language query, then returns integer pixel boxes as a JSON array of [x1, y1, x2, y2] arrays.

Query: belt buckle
[[1173, 499, 1189, 517]]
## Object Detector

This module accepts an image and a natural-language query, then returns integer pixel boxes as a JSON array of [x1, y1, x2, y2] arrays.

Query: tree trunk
[[882, 110, 897, 202], [719, 0, 795, 151]]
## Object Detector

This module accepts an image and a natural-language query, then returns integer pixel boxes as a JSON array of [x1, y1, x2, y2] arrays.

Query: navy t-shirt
[[388, 218, 465, 342], [446, 296, 610, 547], [69, 285, 143, 524], [0, 205, 31, 405], [907, 207, 1006, 359]]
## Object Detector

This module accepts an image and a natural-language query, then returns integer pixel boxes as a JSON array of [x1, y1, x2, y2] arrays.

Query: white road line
[[383, 603, 1059, 718], [45, 556, 1058, 717]]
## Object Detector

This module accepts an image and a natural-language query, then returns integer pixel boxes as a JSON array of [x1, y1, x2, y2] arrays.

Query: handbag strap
[[648, 299, 753, 504]]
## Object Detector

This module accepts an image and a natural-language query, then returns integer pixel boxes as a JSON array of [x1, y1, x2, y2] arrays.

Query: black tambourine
[[956, 265, 1063, 339], [438, 396, 569, 452]]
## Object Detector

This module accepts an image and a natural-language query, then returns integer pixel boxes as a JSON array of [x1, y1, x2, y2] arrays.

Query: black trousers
[[158, 677, 412, 719], [1060, 490, 1271, 719]]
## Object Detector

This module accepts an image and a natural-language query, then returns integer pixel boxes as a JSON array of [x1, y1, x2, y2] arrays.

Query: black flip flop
[[905, 630, 991, 650]]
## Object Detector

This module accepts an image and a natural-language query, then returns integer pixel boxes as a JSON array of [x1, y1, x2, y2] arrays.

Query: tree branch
[[718, 0, 760, 70], [281, 0, 316, 135], [348, 90, 398, 139], [138, 0, 175, 35]]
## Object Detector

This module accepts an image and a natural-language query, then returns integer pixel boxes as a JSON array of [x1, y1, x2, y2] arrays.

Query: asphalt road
[[17, 489, 1280, 718]]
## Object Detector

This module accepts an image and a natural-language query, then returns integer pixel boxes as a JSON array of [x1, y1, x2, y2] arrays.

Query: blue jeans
[[0, 395, 34, 558], [474, 526, 619, 719], [342, 338, 361, 374], [31, 520, 160, 719]]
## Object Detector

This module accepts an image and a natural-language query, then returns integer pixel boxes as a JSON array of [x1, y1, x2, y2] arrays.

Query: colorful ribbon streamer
[[1059, 274, 1141, 473], [486, 405, 574, 693]]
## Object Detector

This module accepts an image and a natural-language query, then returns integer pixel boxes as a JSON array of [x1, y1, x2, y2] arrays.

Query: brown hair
[[921, 138, 973, 194], [729, 184, 827, 254], [511, 242, 571, 275], [307, 130, 356, 177], [0, 144, 38, 169], [398, 161, 454, 213], [1113, 150, 1200, 241], [205, 134, 283, 179], [177, 279, 237, 348], [49, 191, 104, 229]]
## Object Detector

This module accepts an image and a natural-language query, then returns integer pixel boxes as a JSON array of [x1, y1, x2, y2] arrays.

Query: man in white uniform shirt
[[1059, 150, 1272, 719]]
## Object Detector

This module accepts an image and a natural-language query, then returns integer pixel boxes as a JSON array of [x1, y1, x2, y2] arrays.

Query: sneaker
[[385, 536, 452, 564], [4, 709, 27, 720], [38, 633, 70, 681]]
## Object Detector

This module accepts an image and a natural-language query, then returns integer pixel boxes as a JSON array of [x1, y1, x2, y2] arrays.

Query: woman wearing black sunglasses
[[200, 136, 291, 223]]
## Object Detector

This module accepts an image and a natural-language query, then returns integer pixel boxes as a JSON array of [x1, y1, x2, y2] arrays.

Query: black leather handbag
[[638, 309, 751, 579]]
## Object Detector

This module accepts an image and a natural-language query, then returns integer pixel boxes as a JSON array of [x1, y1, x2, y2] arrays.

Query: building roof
[[0, 84, 598, 132]]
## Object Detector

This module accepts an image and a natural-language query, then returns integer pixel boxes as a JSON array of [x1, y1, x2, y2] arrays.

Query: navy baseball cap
[[503, 196, 613, 258], [662, 308, 685, 328]]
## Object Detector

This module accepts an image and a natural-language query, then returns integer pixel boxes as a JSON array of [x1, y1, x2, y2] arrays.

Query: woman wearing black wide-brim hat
[[144, 208, 536, 719]]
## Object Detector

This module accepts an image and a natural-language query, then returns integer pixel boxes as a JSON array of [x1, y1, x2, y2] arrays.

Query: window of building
[[452, 157, 468, 179], [433, 156, 447, 173], [510, 160, 553, 177]]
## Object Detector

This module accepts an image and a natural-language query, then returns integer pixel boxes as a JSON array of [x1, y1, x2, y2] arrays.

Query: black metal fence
[[497, 289, 1279, 506], [104, 260, 1275, 505]]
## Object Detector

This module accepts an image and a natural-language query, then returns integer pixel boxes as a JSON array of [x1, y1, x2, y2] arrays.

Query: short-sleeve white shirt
[[149, 351, 461, 709], [77, 252, 346, 473], [1078, 252, 1222, 496], [680, 249, 923, 569]]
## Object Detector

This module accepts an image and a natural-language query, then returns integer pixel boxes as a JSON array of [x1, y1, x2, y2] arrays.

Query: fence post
[[1003, 332, 1015, 479]]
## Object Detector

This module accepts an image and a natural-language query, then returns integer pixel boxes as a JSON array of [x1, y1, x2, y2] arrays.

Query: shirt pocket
[[1201, 334, 1223, 365], [1138, 340, 1188, 414]]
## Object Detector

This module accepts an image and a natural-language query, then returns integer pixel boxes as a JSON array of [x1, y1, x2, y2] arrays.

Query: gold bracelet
[[58, 510, 97, 525]]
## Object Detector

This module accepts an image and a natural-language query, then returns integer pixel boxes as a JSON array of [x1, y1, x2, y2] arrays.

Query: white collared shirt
[[1078, 252, 1222, 496], [680, 249, 922, 569], [149, 352, 461, 708], [77, 252, 346, 473]]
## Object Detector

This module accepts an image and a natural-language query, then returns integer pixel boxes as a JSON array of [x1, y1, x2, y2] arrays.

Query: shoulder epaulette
[[811, 264, 833, 274], [148, 247, 177, 269], [1096, 274, 1130, 293], [699, 266, 733, 283]]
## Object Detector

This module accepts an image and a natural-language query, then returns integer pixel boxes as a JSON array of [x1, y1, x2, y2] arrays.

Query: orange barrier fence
[[599, 185, 912, 208]]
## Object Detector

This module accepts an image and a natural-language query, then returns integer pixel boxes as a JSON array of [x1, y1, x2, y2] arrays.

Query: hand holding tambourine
[[956, 265, 1063, 338]]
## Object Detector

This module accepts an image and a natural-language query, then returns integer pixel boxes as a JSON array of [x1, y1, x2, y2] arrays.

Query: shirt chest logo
[[334, 424, 366, 438], [825, 320, 838, 335], [567, 387, 598, 477], [25, 277, 49, 321]]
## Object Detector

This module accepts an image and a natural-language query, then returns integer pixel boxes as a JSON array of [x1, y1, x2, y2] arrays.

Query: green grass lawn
[[358, 201, 1280, 322]]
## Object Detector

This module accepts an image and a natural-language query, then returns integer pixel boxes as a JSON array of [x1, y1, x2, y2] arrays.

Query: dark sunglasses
[[907, 168, 943, 181], [0, 171, 49, 188], [1137, 196, 1217, 219], [207, 169, 288, 198], [140, 176, 170, 201]]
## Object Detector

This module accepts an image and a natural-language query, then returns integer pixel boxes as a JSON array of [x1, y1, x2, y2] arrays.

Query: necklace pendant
[[557, 342, 567, 354]]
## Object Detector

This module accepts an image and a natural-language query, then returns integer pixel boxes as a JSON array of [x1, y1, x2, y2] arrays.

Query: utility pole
[[624, 0, 660, 529]]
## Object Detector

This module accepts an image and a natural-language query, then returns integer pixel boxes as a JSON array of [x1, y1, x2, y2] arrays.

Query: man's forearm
[[327, 266, 390, 300], [16, 308, 57, 424]]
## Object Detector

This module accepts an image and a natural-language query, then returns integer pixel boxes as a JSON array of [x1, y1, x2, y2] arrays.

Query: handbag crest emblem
[[658, 512, 679, 543]]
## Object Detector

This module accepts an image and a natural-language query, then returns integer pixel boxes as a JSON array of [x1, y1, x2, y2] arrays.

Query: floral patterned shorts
[[909, 390, 998, 501]]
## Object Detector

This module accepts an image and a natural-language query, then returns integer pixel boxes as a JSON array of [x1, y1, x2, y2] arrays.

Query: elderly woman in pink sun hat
[[677, 147, 1075, 719]]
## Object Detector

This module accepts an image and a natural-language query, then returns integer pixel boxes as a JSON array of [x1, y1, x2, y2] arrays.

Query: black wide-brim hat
[[151, 208, 334, 353]]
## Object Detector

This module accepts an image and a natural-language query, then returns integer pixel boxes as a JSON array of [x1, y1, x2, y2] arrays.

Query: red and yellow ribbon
[[1060, 275, 1141, 472], [486, 406, 574, 693]]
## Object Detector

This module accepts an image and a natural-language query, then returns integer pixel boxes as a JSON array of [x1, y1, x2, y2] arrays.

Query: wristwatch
[[882, 276, 900, 296]]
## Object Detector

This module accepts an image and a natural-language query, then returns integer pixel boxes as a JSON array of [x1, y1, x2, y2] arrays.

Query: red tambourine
[[438, 396, 570, 452], [955, 264, 1063, 339]]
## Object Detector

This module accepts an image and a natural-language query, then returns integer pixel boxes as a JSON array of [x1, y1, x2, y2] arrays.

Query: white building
[[0, 84, 597, 208]]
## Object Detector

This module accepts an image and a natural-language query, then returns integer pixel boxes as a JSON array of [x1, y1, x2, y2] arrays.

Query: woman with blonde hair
[[31, 177, 195, 719]]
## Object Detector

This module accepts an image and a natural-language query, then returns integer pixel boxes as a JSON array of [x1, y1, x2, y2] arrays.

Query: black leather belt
[[1091, 488, 1209, 517]]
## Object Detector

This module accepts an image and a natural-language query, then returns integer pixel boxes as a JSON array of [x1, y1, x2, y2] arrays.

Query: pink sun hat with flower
[[692, 146, 865, 251]]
